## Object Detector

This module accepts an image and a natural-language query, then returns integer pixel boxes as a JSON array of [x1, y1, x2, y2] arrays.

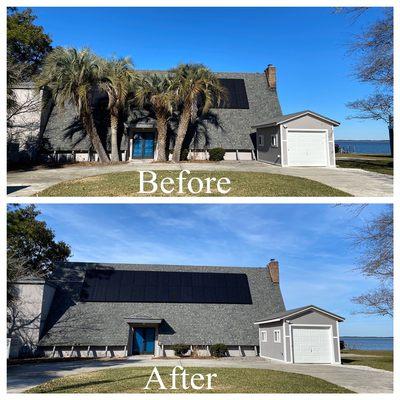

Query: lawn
[[26, 366, 352, 393], [336, 154, 393, 175], [341, 350, 393, 372], [38, 171, 350, 197]]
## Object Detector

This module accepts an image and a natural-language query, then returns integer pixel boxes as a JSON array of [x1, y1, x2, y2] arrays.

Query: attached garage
[[255, 305, 344, 364], [253, 111, 340, 167]]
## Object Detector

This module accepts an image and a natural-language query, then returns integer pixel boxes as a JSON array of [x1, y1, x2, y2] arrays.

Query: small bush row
[[179, 148, 226, 161], [210, 343, 229, 357], [208, 148, 226, 161], [171, 344, 191, 357], [171, 343, 229, 358]]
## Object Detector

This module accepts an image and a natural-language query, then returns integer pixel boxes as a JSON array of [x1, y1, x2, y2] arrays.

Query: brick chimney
[[265, 64, 277, 89], [267, 259, 279, 284]]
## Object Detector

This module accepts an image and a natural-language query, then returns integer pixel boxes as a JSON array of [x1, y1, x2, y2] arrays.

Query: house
[[7, 65, 339, 165], [8, 260, 285, 358], [255, 305, 344, 364], [8, 259, 344, 364]]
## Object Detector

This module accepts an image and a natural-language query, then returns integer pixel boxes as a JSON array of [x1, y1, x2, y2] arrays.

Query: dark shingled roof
[[254, 305, 345, 323], [39, 262, 285, 347], [40, 71, 282, 152], [252, 110, 340, 128]]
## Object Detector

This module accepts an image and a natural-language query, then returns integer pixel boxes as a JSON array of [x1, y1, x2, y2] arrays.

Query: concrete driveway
[[7, 161, 393, 197], [7, 356, 393, 393]]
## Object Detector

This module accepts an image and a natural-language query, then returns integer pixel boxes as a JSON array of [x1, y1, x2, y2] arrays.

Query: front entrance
[[132, 327, 155, 355], [132, 132, 155, 159]]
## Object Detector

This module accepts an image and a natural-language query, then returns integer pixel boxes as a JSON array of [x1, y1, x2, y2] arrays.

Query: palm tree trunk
[[172, 104, 191, 162], [155, 116, 168, 162], [82, 111, 110, 163], [110, 113, 120, 162]]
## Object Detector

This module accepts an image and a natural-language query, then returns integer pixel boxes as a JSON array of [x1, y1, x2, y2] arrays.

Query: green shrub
[[335, 144, 341, 154], [171, 344, 190, 357], [209, 148, 225, 161], [210, 343, 229, 357], [181, 148, 189, 161]]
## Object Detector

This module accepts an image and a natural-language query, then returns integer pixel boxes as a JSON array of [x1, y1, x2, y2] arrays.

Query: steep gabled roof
[[40, 71, 282, 152], [252, 110, 340, 129], [39, 262, 285, 347], [254, 305, 345, 324]]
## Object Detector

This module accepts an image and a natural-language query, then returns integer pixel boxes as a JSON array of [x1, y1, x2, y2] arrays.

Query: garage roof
[[252, 110, 340, 129], [254, 305, 345, 324]]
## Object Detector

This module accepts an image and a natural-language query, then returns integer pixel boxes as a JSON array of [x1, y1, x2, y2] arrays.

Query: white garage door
[[287, 130, 328, 166], [292, 327, 333, 364]]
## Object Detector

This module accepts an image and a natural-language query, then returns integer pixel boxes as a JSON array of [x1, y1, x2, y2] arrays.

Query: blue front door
[[132, 132, 155, 159], [145, 328, 155, 353], [133, 328, 155, 354]]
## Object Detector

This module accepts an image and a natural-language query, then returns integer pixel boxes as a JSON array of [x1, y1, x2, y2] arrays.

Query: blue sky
[[33, 203, 392, 337], [28, 6, 391, 140]]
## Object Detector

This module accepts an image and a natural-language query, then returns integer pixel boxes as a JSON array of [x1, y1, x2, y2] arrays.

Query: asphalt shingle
[[40, 71, 282, 152]]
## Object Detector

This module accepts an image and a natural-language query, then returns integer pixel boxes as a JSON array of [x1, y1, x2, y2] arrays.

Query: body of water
[[341, 336, 393, 351], [336, 140, 391, 155]]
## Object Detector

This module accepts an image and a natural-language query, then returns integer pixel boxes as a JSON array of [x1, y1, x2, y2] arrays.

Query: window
[[258, 134, 264, 147], [271, 134, 278, 147], [216, 79, 249, 109], [261, 331, 267, 342], [273, 329, 281, 343]]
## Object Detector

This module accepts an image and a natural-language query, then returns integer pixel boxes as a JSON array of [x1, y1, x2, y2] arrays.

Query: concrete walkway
[[7, 161, 393, 197], [7, 356, 393, 393]]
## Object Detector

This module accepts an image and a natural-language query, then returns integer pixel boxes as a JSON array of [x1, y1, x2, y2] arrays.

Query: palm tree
[[36, 47, 110, 163], [99, 57, 136, 162], [170, 109, 223, 159], [134, 74, 175, 162], [170, 64, 225, 162]]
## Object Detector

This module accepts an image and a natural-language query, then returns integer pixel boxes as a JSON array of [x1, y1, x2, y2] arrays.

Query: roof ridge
[[63, 261, 266, 270]]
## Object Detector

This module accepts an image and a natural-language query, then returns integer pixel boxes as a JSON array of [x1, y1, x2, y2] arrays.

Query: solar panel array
[[80, 269, 252, 304], [218, 79, 250, 109]]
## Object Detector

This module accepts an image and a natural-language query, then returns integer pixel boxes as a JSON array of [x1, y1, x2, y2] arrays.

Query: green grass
[[336, 155, 393, 175], [26, 366, 352, 393], [336, 153, 392, 159], [341, 350, 393, 372], [38, 171, 350, 197]]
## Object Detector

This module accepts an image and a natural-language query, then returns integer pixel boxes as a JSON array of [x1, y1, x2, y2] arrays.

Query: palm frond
[[133, 73, 175, 120], [35, 47, 101, 115]]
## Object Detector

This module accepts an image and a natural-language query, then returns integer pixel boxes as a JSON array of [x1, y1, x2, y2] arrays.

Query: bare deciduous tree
[[339, 8, 393, 155], [347, 94, 393, 125], [348, 9, 393, 87], [352, 287, 393, 318], [351, 206, 393, 317]]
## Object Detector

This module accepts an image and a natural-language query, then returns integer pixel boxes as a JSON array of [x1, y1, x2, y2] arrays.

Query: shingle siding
[[39, 262, 286, 347]]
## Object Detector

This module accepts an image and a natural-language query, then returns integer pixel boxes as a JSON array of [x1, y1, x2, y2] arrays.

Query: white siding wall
[[8, 282, 56, 358], [7, 87, 42, 158]]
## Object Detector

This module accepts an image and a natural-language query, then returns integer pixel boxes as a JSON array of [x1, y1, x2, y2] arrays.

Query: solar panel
[[80, 269, 252, 304], [218, 79, 249, 109]]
